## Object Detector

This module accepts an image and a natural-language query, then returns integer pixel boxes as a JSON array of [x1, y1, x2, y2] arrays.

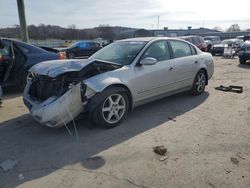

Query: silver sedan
[[23, 37, 214, 128]]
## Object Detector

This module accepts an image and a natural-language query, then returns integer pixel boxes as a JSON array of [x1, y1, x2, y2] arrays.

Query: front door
[[133, 40, 176, 102]]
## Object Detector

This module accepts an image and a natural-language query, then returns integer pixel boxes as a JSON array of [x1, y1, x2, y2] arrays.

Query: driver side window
[[142, 41, 170, 62]]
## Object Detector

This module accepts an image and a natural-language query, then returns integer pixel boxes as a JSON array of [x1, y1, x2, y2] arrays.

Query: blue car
[[63, 41, 102, 59]]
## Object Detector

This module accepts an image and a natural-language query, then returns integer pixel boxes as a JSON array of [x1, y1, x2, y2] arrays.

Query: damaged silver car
[[23, 37, 214, 128]]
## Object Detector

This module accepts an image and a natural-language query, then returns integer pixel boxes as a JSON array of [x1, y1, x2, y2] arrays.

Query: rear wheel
[[239, 58, 246, 64], [68, 52, 75, 59], [190, 70, 207, 95], [90, 87, 129, 128]]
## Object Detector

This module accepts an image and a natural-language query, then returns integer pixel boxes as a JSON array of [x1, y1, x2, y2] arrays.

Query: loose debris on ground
[[153, 145, 167, 156], [230, 157, 239, 165], [153, 145, 169, 161], [215, 85, 243, 93], [0, 159, 18, 172]]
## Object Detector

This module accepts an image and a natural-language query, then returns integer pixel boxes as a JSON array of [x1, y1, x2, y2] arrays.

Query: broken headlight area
[[23, 60, 122, 128], [27, 74, 86, 102], [23, 74, 89, 128]]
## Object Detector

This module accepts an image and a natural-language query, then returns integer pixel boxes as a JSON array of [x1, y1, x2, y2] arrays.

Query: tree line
[[0, 24, 136, 40]]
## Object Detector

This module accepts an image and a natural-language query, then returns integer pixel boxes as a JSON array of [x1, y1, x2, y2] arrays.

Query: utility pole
[[157, 16, 160, 29], [16, 0, 29, 43]]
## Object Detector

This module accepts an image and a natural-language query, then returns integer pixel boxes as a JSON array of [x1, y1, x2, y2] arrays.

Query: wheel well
[[105, 84, 133, 111], [200, 68, 208, 85]]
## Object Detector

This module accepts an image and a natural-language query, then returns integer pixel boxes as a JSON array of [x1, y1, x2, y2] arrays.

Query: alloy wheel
[[102, 94, 126, 124]]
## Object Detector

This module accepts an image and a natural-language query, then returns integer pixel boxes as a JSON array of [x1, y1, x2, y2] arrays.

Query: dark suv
[[238, 40, 250, 64], [64, 41, 102, 59], [178, 36, 207, 52]]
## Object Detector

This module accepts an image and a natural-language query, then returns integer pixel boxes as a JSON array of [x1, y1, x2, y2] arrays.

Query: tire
[[239, 58, 246, 64], [207, 45, 212, 53], [211, 51, 215, 56], [190, 70, 207, 95], [68, 52, 75, 59], [90, 87, 129, 128]]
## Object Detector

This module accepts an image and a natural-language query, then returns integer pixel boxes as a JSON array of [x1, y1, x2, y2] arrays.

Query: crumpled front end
[[23, 59, 122, 128], [23, 75, 88, 128]]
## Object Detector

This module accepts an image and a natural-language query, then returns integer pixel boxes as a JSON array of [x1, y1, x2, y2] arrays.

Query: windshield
[[89, 41, 147, 65]]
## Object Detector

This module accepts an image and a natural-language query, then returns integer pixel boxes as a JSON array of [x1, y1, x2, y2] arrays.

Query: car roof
[[1, 38, 50, 53], [222, 38, 238, 42], [204, 36, 220, 38], [120, 37, 171, 42]]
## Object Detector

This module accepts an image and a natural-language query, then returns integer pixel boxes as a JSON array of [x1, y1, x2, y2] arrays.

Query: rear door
[[169, 40, 200, 89]]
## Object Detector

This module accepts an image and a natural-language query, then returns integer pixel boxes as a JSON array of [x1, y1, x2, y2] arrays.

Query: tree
[[212, 26, 222, 31], [227, 24, 241, 32]]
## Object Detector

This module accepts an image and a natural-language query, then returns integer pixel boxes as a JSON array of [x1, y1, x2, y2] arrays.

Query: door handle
[[169, 67, 174, 71], [194, 61, 198, 64]]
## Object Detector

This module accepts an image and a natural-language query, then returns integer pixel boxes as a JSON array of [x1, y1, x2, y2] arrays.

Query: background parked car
[[63, 41, 102, 59], [178, 36, 207, 52], [211, 38, 243, 56], [204, 36, 221, 52], [0, 38, 65, 89], [238, 40, 250, 64]]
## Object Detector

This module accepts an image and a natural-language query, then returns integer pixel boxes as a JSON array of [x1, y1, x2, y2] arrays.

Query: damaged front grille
[[28, 75, 85, 102], [28, 60, 122, 102]]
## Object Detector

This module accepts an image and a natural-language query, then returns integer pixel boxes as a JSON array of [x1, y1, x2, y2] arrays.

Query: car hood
[[29, 59, 95, 78]]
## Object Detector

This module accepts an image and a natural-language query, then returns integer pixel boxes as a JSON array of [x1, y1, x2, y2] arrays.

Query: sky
[[1, 0, 250, 30]]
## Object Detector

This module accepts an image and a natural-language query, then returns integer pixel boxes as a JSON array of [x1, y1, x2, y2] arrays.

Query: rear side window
[[190, 45, 197, 55], [142, 41, 170, 62], [78, 42, 90, 49], [0, 40, 11, 56], [170, 40, 192, 58], [192, 37, 199, 45], [89, 42, 100, 48], [18, 45, 31, 54]]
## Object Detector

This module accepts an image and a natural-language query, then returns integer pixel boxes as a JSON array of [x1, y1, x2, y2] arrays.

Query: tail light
[[0, 55, 2, 62], [58, 52, 66, 59]]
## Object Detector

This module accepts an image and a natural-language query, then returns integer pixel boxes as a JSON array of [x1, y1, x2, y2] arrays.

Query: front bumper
[[239, 52, 250, 60], [23, 82, 84, 128]]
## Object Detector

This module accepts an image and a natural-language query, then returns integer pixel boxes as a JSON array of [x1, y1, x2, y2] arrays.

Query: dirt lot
[[0, 57, 250, 188]]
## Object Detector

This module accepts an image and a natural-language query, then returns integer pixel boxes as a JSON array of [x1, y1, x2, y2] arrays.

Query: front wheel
[[90, 87, 129, 128], [190, 70, 207, 95]]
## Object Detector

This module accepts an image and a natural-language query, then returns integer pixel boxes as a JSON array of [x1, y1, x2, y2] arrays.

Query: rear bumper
[[23, 82, 84, 128]]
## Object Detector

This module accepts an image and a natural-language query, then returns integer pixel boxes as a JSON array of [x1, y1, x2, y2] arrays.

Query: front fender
[[84, 76, 127, 93]]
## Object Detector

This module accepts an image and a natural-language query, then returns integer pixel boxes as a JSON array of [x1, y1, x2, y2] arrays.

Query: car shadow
[[237, 63, 250, 69], [2, 86, 23, 100], [0, 91, 209, 187]]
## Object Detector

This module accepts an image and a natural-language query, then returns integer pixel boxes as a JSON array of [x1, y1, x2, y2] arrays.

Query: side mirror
[[0, 39, 4, 49], [140, 57, 157, 66]]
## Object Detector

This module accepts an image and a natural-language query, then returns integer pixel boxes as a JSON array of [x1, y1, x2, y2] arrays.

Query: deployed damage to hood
[[23, 59, 122, 128]]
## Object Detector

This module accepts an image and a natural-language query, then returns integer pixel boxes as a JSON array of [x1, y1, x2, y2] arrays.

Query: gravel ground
[[0, 57, 250, 188]]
